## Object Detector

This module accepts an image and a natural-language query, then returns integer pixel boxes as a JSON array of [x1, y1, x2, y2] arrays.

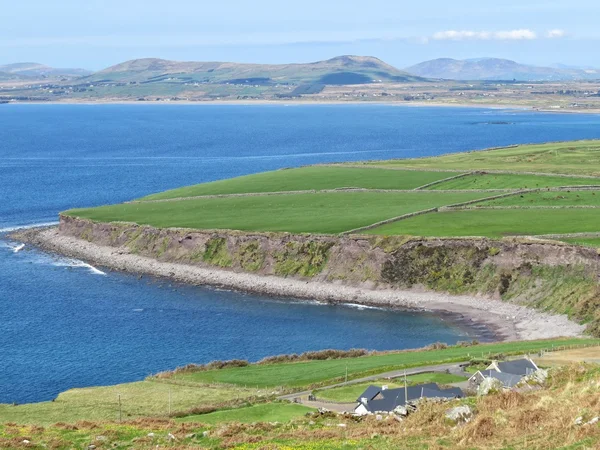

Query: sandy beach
[[14, 227, 586, 343]]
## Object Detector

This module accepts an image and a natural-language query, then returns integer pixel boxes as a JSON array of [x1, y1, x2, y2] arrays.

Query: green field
[[141, 166, 458, 200], [366, 140, 600, 176], [64, 141, 600, 240], [313, 373, 466, 403], [425, 173, 599, 190], [477, 190, 600, 207], [177, 403, 314, 424], [366, 208, 600, 237], [67, 191, 491, 234], [0, 380, 259, 426], [171, 338, 597, 388]]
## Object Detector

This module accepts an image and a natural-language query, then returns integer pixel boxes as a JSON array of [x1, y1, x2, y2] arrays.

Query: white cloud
[[432, 29, 537, 41], [546, 29, 566, 38]]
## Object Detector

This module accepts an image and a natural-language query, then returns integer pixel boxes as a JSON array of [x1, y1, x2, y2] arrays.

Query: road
[[277, 361, 470, 408]]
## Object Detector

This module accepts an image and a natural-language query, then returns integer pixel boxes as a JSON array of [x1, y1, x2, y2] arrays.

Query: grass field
[[64, 141, 600, 240], [366, 140, 600, 176], [366, 208, 600, 237], [477, 189, 600, 207], [177, 403, 314, 424], [66, 191, 491, 234], [313, 373, 466, 403], [0, 380, 259, 426], [170, 338, 598, 388], [425, 172, 600, 190], [140, 166, 458, 200]]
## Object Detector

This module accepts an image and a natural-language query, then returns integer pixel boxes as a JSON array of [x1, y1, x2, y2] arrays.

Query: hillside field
[[65, 140, 600, 242]]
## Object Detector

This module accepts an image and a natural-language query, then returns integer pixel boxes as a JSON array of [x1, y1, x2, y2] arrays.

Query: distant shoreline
[[5, 99, 600, 114], [13, 226, 586, 343]]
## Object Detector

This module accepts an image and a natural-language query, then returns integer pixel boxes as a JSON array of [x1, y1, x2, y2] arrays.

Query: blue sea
[[1, 104, 600, 404]]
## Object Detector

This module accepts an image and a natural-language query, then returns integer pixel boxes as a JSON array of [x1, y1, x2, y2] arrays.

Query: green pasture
[[366, 208, 600, 238], [177, 403, 314, 425], [65, 191, 490, 234], [477, 190, 600, 207], [426, 173, 599, 190], [140, 166, 458, 200], [366, 140, 600, 176], [171, 338, 597, 388], [0, 380, 258, 426]]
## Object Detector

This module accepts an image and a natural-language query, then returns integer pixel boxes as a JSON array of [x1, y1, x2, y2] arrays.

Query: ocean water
[[1, 104, 600, 404]]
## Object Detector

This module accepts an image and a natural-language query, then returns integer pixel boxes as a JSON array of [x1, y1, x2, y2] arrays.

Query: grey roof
[[356, 383, 463, 413], [497, 359, 537, 376], [480, 370, 523, 388], [356, 385, 383, 403]]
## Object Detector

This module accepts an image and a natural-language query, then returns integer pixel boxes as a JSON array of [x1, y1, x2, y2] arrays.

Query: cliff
[[57, 215, 600, 336]]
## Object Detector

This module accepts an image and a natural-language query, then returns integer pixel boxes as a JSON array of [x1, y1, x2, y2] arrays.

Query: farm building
[[354, 383, 463, 415], [468, 357, 539, 390]]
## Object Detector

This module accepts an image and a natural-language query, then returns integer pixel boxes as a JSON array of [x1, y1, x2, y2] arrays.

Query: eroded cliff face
[[59, 215, 600, 334]]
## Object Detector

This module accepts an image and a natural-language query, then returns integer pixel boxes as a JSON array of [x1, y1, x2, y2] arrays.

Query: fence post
[[118, 394, 122, 422]]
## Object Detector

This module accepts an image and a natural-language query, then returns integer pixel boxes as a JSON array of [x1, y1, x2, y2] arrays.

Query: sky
[[2, 0, 600, 70]]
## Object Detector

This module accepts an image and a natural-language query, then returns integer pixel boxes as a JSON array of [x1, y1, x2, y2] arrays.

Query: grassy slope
[[171, 338, 597, 388], [314, 373, 466, 403], [177, 403, 314, 425], [0, 380, 257, 426], [366, 208, 600, 237], [426, 172, 600, 190], [66, 191, 491, 234], [365, 140, 600, 176], [141, 167, 458, 200], [3, 365, 600, 449], [477, 189, 600, 207]]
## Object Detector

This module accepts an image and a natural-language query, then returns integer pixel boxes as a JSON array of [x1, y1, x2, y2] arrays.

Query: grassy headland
[[65, 140, 600, 239]]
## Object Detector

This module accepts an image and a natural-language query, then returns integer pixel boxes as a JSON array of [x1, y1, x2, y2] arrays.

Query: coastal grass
[[364, 140, 600, 176], [64, 191, 492, 234], [313, 373, 467, 403], [170, 338, 599, 389], [139, 166, 458, 201], [177, 403, 314, 425], [476, 189, 600, 207], [559, 236, 600, 248], [425, 172, 598, 190], [0, 380, 258, 426], [366, 208, 600, 237]]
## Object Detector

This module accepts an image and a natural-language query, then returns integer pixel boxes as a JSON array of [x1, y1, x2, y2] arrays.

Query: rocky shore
[[14, 227, 586, 342]]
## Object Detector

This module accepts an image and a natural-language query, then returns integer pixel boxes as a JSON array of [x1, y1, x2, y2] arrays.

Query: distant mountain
[[90, 55, 424, 85], [405, 58, 600, 81], [0, 62, 91, 78]]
